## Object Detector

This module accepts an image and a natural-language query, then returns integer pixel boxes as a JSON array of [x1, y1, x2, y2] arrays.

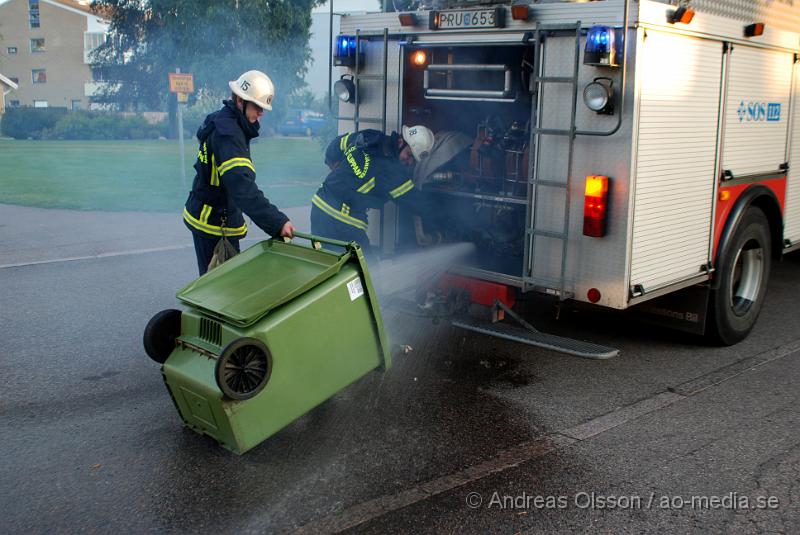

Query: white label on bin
[[347, 277, 364, 301]]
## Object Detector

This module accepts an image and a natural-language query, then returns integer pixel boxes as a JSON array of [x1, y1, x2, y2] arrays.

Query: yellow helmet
[[229, 70, 275, 111]]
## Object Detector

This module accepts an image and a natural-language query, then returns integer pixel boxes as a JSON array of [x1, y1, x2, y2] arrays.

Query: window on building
[[84, 32, 106, 51], [10, 77, 19, 85], [29, 0, 40, 28], [33, 100, 48, 108], [71, 100, 82, 110], [83, 32, 107, 63], [32, 69, 46, 84], [9, 100, 20, 108], [30, 38, 45, 53], [7, 47, 18, 55], [91, 67, 107, 81]]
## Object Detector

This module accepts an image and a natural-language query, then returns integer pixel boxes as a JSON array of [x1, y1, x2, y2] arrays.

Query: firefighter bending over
[[183, 70, 295, 276], [312, 126, 435, 257]]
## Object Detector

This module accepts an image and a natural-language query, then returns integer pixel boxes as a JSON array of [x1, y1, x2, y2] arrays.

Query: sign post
[[169, 69, 194, 189]]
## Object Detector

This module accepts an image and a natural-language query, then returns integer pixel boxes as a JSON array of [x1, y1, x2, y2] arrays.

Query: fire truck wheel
[[143, 309, 182, 364], [708, 208, 772, 345]]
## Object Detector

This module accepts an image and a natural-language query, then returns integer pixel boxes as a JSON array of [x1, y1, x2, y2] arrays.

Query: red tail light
[[583, 175, 609, 237], [745, 23, 765, 37], [511, 5, 529, 21], [669, 7, 695, 25], [398, 13, 418, 27]]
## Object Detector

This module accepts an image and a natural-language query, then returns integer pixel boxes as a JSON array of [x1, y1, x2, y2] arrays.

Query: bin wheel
[[707, 208, 772, 345], [215, 338, 272, 401], [143, 309, 182, 364]]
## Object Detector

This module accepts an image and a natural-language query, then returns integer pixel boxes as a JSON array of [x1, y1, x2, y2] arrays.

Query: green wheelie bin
[[143, 232, 390, 454]]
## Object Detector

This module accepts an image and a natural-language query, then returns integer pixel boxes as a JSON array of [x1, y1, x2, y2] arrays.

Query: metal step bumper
[[452, 317, 619, 360]]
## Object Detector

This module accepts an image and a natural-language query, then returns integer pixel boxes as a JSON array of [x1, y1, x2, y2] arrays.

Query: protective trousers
[[192, 234, 241, 276]]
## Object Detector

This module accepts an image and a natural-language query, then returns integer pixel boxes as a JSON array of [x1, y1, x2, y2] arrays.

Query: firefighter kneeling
[[311, 126, 435, 259]]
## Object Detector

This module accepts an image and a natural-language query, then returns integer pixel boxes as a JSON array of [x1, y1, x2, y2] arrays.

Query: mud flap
[[630, 284, 709, 335]]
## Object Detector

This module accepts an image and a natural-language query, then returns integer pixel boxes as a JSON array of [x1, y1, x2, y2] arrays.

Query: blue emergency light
[[584, 26, 620, 67], [337, 36, 355, 55], [334, 34, 362, 68]]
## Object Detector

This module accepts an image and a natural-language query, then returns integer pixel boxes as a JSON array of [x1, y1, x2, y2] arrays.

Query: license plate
[[432, 8, 504, 30]]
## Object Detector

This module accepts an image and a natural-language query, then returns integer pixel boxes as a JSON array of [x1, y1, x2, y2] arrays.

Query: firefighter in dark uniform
[[312, 125, 435, 258], [183, 70, 295, 275]]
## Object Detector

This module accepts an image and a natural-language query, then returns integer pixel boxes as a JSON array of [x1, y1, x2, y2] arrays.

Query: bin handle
[[286, 230, 355, 250]]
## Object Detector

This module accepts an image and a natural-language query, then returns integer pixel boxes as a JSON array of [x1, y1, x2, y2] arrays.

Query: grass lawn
[[0, 137, 327, 212]]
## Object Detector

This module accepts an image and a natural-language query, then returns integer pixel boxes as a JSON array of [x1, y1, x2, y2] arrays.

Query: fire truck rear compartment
[[399, 44, 535, 280]]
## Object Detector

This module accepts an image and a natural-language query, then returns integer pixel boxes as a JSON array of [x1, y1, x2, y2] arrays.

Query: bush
[[148, 105, 214, 141], [45, 111, 164, 140], [1, 107, 68, 139], [0, 108, 173, 140], [315, 101, 338, 152], [182, 106, 212, 137]]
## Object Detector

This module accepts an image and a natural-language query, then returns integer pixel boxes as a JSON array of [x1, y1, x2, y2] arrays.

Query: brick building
[[0, 0, 109, 109]]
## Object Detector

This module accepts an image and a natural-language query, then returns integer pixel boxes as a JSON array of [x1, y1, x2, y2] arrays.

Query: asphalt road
[[0, 205, 798, 534]]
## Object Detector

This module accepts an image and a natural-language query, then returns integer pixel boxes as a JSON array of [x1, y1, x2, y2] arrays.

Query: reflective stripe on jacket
[[311, 194, 368, 230], [183, 100, 288, 239], [314, 134, 419, 229]]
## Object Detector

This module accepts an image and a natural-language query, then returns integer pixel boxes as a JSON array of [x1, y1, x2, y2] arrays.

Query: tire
[[143, 309, 182, 364], [215, 338, 272, 401], [707, 208, 772, 345]]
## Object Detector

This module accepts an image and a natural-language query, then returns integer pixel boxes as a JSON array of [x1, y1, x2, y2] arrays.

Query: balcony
[[84, 80, 120, 97]]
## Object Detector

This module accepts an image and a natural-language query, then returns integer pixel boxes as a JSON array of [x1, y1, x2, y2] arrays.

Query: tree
[[90, 0, 324, 116], [380, 0, 420, 11]]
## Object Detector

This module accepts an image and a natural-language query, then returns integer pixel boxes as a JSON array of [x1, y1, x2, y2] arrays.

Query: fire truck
[[327, 0, 800, 358]]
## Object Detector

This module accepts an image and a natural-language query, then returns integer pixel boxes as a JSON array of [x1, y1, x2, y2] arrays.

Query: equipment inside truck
[[396, 44, 535, 279]]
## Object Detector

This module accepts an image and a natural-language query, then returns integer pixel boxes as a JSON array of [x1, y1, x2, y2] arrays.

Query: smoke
[[372, 242, 476, 297], [93, 0, 319, 122], [367, 241, 476, 357]]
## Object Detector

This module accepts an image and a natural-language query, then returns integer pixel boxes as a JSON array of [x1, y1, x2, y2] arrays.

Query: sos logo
[[737, 101, 782, 122]]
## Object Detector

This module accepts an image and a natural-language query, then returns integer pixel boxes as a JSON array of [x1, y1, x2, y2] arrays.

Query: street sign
[[170, 69, 191, 190], [169, 73, 194, 94]]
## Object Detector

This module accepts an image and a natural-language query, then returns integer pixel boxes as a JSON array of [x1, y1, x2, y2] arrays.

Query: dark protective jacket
[[183, 100, 288, 239], [313, 132, 422, 231], [324, 129, 401, 167]]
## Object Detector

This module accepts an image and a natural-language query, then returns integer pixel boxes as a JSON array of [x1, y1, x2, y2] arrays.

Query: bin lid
[[177, 240, 348, 327]]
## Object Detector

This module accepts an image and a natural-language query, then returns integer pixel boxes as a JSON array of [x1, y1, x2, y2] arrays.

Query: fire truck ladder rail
[[335, 28, 390, 134], [530, 128, 574, 137], [524, 22, 582, 301], [452, 300, 619, 360]]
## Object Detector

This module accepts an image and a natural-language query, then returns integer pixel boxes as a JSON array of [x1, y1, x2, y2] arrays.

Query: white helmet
[[229, 70, 275, 111], [402, 125, 435, 161]]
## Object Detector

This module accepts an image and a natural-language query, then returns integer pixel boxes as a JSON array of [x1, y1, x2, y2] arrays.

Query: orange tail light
[[584, 175, 609, 237]]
